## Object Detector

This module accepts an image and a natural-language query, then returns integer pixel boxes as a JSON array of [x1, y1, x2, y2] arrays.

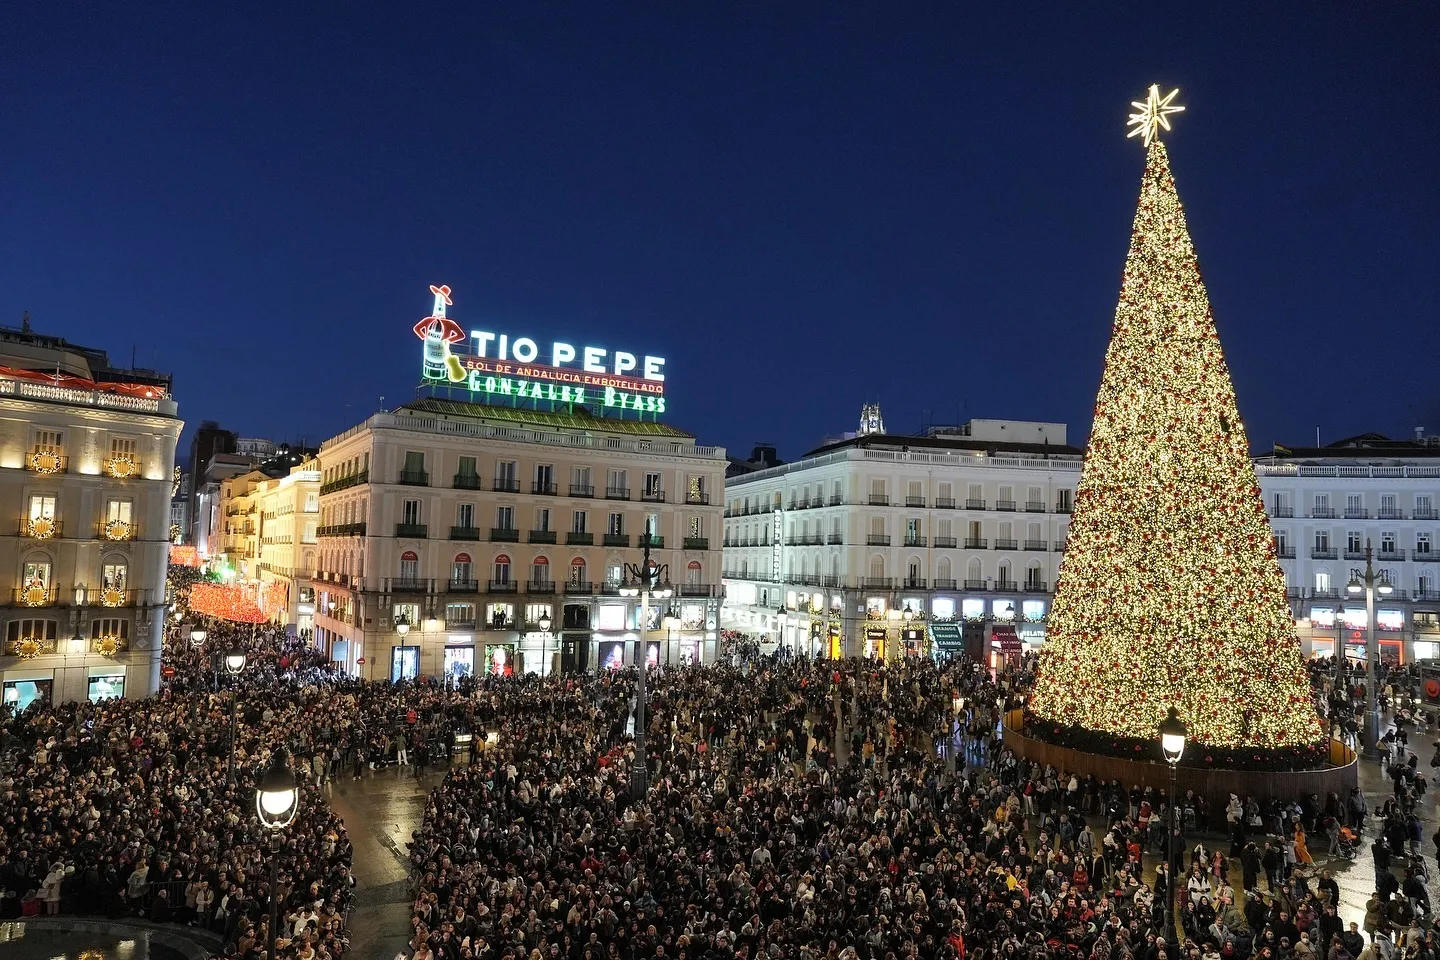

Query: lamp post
[[538, 611, 553, 677], [190, 627, 207, 648], [223, 648, 247, 783], [1158, 706, 1187, 951], [1347, 542, 1394, 760], [256, 748, 300, 960], [619, 536, 671, 801]]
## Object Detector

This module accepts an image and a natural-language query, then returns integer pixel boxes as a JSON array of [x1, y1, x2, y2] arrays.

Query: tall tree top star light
[[1028, 87, 1322, 749]]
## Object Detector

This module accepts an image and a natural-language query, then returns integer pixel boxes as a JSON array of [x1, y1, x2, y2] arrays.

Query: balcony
[[1416, 508, 1438, 520], [1415, 590, 1440, 601], [829, 495, 844, 506], [995, 580, 1019, 592], [487, 579, 518, 594], [1024, 581, 1048, 593], [454, 474, 482, 490], [859, 577, 892, 589], [905, 496, 926, 508], [995, 500, 1016, 512], [964, 537, 988, 549], [641, 489, 666, 503], [1311, 507, 1337, 519], [640, 534, 665, 548], [569, 484, 595, 498], [1416, 549, 1435, 561], [963, 579, 988, 591], [318, 522, 366, 538], [1025, 501, 1046, 512], [933, 578, 958, 590], [1269, 506, 1295, 518], [447, 579, 479, 593], [903, 536, 927, 547], [827, 534, 845, 545], [866, 534, 891, 546], [395, 523, 428, 538], [1344, 508, 1369, 519], [527, 580, 556, 594], [532, 482, 558, 496], [493, 478, 520, 493], [398, 469, 430, 486], [390, 578, 430, 593], [1343, 549, 1367, 561], [565, 580, 595, 595], [1312, 587, 1339, 599], [1311, 547, 1338, 560], [934, 536, 958, 548], [685, 493, 711, 505], [490, 528, 520, 542], [1378, 550, 1406, 562], [567, 532, 594, 545], [868, 495, 889, 506], [102, 455, 140, 480], [603, 533, 631, 547], [1275, 545, 1296, 559], [5, 636, 57, 656], [450, 526, 482, 541], [679, 583, 713, 597], [994, 538, 1019, 551], [19, 517, 62, 539], [1023, 539, 1048, 551], [1054, 539, 1067, 552], [1054, 503, 1072, 514], [320, 470, 368, 495], [528, 530, 558, 544], [935, 497, 956, 509], [965, 499, 986, 510], [902, 577, 927, 589], [683, 537, 709, 550], [25, 451, 68, 475], [95, 586, 135, 608]]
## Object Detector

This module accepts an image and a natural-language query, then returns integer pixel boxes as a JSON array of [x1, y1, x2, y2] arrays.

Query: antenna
[[1316, 425, 1320, 447]]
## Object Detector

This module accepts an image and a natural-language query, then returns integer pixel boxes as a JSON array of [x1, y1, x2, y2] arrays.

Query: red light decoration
[[188, 582, 267, 624]]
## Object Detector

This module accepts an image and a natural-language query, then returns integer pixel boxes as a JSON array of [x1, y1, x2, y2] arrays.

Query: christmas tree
[[1029, 93, 1321, 749]]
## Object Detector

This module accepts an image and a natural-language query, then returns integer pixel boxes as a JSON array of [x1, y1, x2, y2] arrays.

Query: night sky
[[3, 5, 1436, 461]]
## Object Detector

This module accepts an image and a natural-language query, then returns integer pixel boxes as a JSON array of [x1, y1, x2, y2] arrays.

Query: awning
[[930, 622, 964, 648]]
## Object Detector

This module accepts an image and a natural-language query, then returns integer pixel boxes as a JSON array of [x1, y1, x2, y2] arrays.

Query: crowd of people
[[2, 595, 1437, 960]]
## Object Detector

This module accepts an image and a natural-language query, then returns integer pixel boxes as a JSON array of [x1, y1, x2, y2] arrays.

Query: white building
[[312, 398, 725, 681], [1257, 433, 1440, 664], [0, 321, 181, 705], [722, 412, 1082, 664]]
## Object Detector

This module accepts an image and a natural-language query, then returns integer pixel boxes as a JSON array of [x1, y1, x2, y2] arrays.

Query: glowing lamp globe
[[1158, 707, 1187, 765], [255, 747, 300, 830], [1346, 579, 1364, 597], [223, 649, 248, 675], [190, 628, 207, 646], [1377, 580, 1394, 597], [538, 613, 553, 633]]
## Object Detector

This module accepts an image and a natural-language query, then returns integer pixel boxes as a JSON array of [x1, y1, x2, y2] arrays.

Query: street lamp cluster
[[620, 536, 671, 800], [1344, 542, 1392, 759]]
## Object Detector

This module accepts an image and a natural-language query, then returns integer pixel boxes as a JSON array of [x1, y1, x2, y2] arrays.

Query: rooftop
[[1265, 433, 1440, 462], [400, 397, 696, 439]]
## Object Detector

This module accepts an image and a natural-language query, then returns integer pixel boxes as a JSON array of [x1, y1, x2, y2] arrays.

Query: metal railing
[[454, 474, 482, 490], [532, 481, 558, 496], [995, 500, 1017, 511], [450, 526, 481, 540], [934, 536, 958, 548], [395, 523, 428, 538], [490, 528, 520, 542], [569, 484, 594, 497], [994, 538, 1018, 550], [397, 469, 429, 486], [493, 477, 521, 493]]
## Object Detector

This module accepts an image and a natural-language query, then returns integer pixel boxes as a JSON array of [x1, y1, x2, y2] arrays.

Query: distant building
[[0, 316, 181, 704], [216, 462, 320, 634], [1257, 431, 1440, 663], [726, 443, 783, 479]]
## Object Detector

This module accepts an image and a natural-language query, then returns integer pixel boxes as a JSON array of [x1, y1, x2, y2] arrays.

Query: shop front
[[989, 624, 1021, 671], [930, 621, 964, 660]]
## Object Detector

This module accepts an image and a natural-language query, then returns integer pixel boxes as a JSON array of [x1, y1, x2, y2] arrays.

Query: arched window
[[907, 557, 922, 585], [869, 555, 885, 580], [1315, 568, 1331, 592], [998, 560, 1012, 587], [936, 557, 952, 582], [532, 556, 551, 586], [452, 553, 473, 585], [686, 560, 702, 585], [400, 550, 419, 582], [966, 558, 982, 584], [740, 560, 748, 578], [493, 554, 512, 586], [1025, 561, 1043, 589], [570, 557, 587, 586]]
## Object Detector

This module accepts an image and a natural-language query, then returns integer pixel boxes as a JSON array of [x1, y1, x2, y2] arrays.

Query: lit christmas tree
[[1029, 88, 1322, 749]]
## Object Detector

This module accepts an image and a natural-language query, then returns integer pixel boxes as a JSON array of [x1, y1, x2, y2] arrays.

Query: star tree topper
[[1126, 84, 1184, 147]]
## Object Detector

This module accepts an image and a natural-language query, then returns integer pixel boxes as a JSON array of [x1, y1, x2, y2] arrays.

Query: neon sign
[[414, 284, 667, 417]]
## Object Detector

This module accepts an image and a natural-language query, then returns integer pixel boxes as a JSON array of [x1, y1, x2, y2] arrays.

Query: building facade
[[722, 416, 1082, 665], [254, 463, 320, 635], [311, 398, 725, 681], [1258, 434, 1440, 665], [0, 324, 181, 705]]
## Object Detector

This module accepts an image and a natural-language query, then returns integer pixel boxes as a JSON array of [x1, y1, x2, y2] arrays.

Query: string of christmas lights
[[188, 582, 268, 624], [1029, 139, 1322, 749]]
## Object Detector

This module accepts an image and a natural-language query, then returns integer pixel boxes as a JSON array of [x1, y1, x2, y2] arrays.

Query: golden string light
[[1029, 137, 1322, 749]]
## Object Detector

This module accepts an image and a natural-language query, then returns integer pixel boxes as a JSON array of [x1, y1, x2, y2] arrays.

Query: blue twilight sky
[[2, 4, 1437, 461]]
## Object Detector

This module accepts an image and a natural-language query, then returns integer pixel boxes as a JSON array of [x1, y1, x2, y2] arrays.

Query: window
[[607, 469, 627, 495], [531, 557, 550, 584], [457, 503, 474, 528], [1027, 521, 1042, 541], [998, 521, 1013, 540], [34, 430, 62, 453], [525, 602, 553, 624], [109, 436, 137, 458], [302, 521, 317, 543], [968, 483, 983, 501], [688, 475, 707, 502], [572, 466, 591, 491], [967, 558, 982, 582], [91, 618, 129, 639], [24, 560, 52, 588], [1420, 495, 1434, 515], [28, 495, 55, 521], [1346, 494, 1363, 514], [687, 560, 702, 585], [1026, 486, 1041, 507], [496, 460, 518, 488], [1025, 564, 1043, 588], [1314, 530, 1330, 551], [644, 472, 663, 497], [1347, 531, 1362, 553], [457, 456, 478, 478], [570, 557, 587, 585], [6, 619, 58, 642], [608, 512, 624, 535], [535, 464, 554, 491], [1314, 494, 1330, 512], [402, 451, 426, 481], [452, 553, 473, 583], [572, 511, 588, 534], [689, 516, 704, 538], [906, 518, 920, 539], [868, 556, 885, 579], [869, 516, 885, 537], [998, 485, 1013, 503], [1381, 494, 1397, 513], [908, 559, 921, 582], [1315, 570, 1331, 592], [870, 479, 885, 498], [644, 514, 660, 537], [106, 500, 133, 524], [445, 602, 476, 625], [1418, 533, 1432, 556], [400, 550, 419, 581], [907, 481, 922, 500], [493, 554, 512, 584], [496, 506, 514, 530], [1274, 532, 1289, 553], [402, 500, 421, 525], [102, 561, 128, 590], [606, 562, 622, 584], [535, 508, 551, 532], [938, 518, 952, 538], [392, 602, 421, 624], [1381, 531, 1397, 553]]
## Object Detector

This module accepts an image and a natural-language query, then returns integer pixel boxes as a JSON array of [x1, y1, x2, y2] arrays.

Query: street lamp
[[223, 649, 248, 782], [190, 627, 207, 647], [395, 613, 411, 636], [256, 747, 300, 960], [1158, 706, 1187, 950], [1347, 541, 1394, 759], [619, 536, 671, 800], [538, 610, 553, 677]]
